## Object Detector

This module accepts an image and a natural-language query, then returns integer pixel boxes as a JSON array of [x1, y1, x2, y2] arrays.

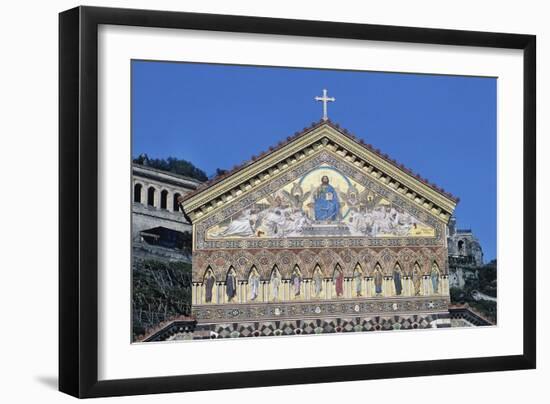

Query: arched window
[[333, 264, 344, 278], [173, 193, 182, 212], [160, 190, 168, 209], [147, 186, 156, 207], [133, 183, 142, 203], [458, 240, 465, 254]]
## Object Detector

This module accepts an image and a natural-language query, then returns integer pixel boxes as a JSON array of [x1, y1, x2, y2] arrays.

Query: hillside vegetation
[[132, 259, 192, 340], [450, 260, 497, 323]]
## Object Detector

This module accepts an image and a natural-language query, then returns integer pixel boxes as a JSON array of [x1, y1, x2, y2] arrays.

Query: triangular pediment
[[205, 158, 437, 241], [182, 121, 457, 228]]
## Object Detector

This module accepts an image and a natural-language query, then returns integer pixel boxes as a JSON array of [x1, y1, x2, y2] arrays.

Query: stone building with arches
[[132, 163, 202, 261], [180, 120, 458, 338]]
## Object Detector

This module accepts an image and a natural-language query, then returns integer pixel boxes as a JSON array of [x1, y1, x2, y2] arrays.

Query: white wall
[[0, 0, 546, 403]]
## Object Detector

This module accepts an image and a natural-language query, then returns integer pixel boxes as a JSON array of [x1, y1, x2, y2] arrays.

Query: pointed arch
[[393, 261, 403, 296], [203, 265, 215, 281], [290, 264, 302, 297], [203, 266, 215, 303], [352, 262, 363, 297], [248, 265, 261, 301], [333, 263, 343, 277], [373, 261, 383, 273], [430, 261, 441, 294], [248, 264, 259, 277], [333, 263, 345, 298], [313, 263, 323, 276], [226, 265, 237, 283], [269, 264, 282, 301], [312, 263, 324, 298], [225, 265, 237, 301], [413, 260, 422, 274], [270, 264, 280, 278], [412, 261, 423, 296]]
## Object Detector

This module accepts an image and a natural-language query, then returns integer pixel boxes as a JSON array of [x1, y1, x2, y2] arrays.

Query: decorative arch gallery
[[182, 120, 457, 333]]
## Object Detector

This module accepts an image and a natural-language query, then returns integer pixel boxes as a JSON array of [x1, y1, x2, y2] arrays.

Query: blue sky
[[132, 60, 497, 261]]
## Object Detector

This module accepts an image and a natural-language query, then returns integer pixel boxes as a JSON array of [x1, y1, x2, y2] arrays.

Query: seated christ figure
[[314, 175, 340, 221]]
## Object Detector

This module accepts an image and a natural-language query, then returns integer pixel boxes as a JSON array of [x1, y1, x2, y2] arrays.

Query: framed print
[[59, 6, 536, 398]]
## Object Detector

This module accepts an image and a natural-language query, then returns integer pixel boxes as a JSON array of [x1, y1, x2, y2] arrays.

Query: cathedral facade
[[181, 120, 458, 338]]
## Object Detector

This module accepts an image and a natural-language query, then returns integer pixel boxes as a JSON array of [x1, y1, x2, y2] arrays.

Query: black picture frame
[[59, 5, 536, 398]]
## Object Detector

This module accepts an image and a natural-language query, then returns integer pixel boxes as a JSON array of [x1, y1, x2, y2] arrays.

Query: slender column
[[422, 276, 428, 296], [166, 190, 173, 211], [402, 277, 409, 296], [139, 185, 146, 205], [223, 282, 227, 304], [153, 189, 159, 208], [387, 277, 394, 296], [430, 275, 435, 295], [260, 281, 265, 302]]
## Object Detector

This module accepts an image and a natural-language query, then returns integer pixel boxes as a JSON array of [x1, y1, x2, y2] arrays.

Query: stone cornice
[[133, 164, 202, 190]]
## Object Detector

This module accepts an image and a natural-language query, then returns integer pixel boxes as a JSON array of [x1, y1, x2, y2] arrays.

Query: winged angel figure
[[281, 183, 311, 210]]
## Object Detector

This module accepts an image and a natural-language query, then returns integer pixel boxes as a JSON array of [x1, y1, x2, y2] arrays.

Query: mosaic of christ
[[206, 164, 435, 239]]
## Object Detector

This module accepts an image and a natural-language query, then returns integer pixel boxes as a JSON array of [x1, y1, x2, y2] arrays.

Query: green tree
[[133, 154, 208, 182]]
